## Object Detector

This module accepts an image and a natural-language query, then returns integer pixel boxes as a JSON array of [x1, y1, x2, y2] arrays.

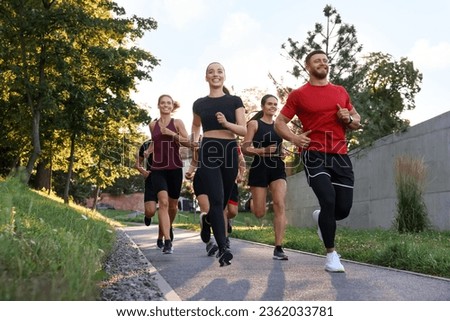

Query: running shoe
[[199, 212, 211, 243], [156, 239, 164, 249], [216, 247, 233, 267], [144, 216, 151, 226], [324, 251, 345, 272], [162, 240, 173, 254], [312, 209, 323, 241], [206, 241, 219, 256], [273, 247, 289, 260]]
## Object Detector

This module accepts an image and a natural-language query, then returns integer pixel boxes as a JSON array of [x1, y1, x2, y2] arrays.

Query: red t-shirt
[[280, 82, 353, 154]]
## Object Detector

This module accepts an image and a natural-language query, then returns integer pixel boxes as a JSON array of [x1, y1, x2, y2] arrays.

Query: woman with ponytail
[[242, 94, 289, 260], [191, 62, 246, 267], [149, 95, 189, 254]]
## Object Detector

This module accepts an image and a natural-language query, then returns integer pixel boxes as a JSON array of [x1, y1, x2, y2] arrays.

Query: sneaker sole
[[218, 251, 233, 267], [325, 265, 345, 272], [273, 255, 289, 260], [325, 268, 345, 273], [207, 244, 219, 257]]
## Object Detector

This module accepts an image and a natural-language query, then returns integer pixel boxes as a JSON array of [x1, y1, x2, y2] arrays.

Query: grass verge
[[101, 209, 450, 279], [0, 177, 120, 300], [2, 177, 448, 301]]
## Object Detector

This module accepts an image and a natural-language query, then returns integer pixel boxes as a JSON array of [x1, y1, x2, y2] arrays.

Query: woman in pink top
[[149, 94, 189, 254]]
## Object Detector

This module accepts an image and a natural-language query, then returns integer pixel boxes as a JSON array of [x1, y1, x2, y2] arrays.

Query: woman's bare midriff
[[202, 129, 236, 140]]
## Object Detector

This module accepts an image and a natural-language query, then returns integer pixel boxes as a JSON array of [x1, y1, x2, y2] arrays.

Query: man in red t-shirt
[[275, 49, 361, 273]]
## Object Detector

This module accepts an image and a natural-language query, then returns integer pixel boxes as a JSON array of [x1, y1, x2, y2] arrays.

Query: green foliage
[[284, 148, 303, 175], [0, 0, 158, 197], [394, 155, 429, 233], [103, 174, 145, 195], [51, 170, 94, 204], [373, 240, 450, 277], [180, 179, 195, 199], [350, 53, 422, 149], [0, 176, 116, 300], [281, 5, 363, 87]]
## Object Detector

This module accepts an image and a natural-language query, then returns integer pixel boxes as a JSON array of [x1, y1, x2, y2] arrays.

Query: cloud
[[220, 12, 261, 47], [408, 39, 450, 70], [162, 0, 208, 30]]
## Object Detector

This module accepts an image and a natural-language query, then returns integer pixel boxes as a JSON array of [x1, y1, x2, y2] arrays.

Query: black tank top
[[252, 119, 283, 155], [139, 140, 153, 169]]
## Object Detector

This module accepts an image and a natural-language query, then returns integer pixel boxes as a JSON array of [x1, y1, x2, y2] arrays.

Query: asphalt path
[[124, 225, 450, 301]]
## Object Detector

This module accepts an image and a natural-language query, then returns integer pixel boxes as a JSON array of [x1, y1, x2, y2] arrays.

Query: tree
[[274, 4, 422, 150], [351, 52, 422, 148], [0, 1, 159, 203], [0, 0, 57, 183], [282, 5, 362, 87]]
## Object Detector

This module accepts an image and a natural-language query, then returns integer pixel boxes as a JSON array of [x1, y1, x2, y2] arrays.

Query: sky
[[114, 0, 450, 136]]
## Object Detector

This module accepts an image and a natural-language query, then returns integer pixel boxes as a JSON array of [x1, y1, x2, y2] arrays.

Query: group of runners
[[134, 50, 361, 272]]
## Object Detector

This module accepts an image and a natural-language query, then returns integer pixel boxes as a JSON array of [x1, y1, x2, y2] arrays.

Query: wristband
[[347, 115, 354, 125]]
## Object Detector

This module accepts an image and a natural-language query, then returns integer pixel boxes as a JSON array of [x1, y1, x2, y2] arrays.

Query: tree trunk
[[22, 42, 47, 184], [34, 161, 51, 191], [63, 133, 76, 204], [92, 185, 101, 210], [24, 94, 42, 184]]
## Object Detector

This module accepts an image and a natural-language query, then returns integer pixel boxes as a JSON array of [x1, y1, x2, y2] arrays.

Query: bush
[[394, 155, 429, 233]]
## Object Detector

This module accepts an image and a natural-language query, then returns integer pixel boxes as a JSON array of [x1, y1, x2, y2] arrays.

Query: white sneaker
[[325, 251, 345, 272], [312, 210, 323, 241]]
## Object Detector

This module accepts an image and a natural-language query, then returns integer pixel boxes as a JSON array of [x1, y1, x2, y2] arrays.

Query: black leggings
[[197, 138, 238, 248], [309, 174, 353, 248]]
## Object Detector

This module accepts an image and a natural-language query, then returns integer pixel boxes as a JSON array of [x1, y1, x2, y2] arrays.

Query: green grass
[[99, 208, 144, 223], [0, 177, 119, 300], [155, 211, 450, 279], [2, 175, 448, 301]]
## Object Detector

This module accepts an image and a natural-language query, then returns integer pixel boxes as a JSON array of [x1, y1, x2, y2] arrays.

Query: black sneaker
[[217, 247, 233, 267], [162, 240, 173, 254], [156, 239, 164, 249], [227, 219, 232, 234], [170, 226, 174, 241], [206, 241, 219, 256], [144, 216, 151, 226], [199, 213, 211, 243], [273, 247, 288, 260]]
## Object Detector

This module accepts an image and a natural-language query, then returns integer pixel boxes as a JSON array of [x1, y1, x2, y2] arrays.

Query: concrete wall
[[285, 111, 450, 231]]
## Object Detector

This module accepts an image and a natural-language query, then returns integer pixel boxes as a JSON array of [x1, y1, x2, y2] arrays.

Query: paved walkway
[[123, 225, 450, 301]]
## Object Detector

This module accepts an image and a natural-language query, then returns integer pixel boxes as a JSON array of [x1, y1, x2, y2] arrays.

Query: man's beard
[[310, 68, 328, 80]]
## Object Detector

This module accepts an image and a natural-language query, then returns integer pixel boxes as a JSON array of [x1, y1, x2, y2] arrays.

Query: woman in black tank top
[[242, 94, 289, 260]]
